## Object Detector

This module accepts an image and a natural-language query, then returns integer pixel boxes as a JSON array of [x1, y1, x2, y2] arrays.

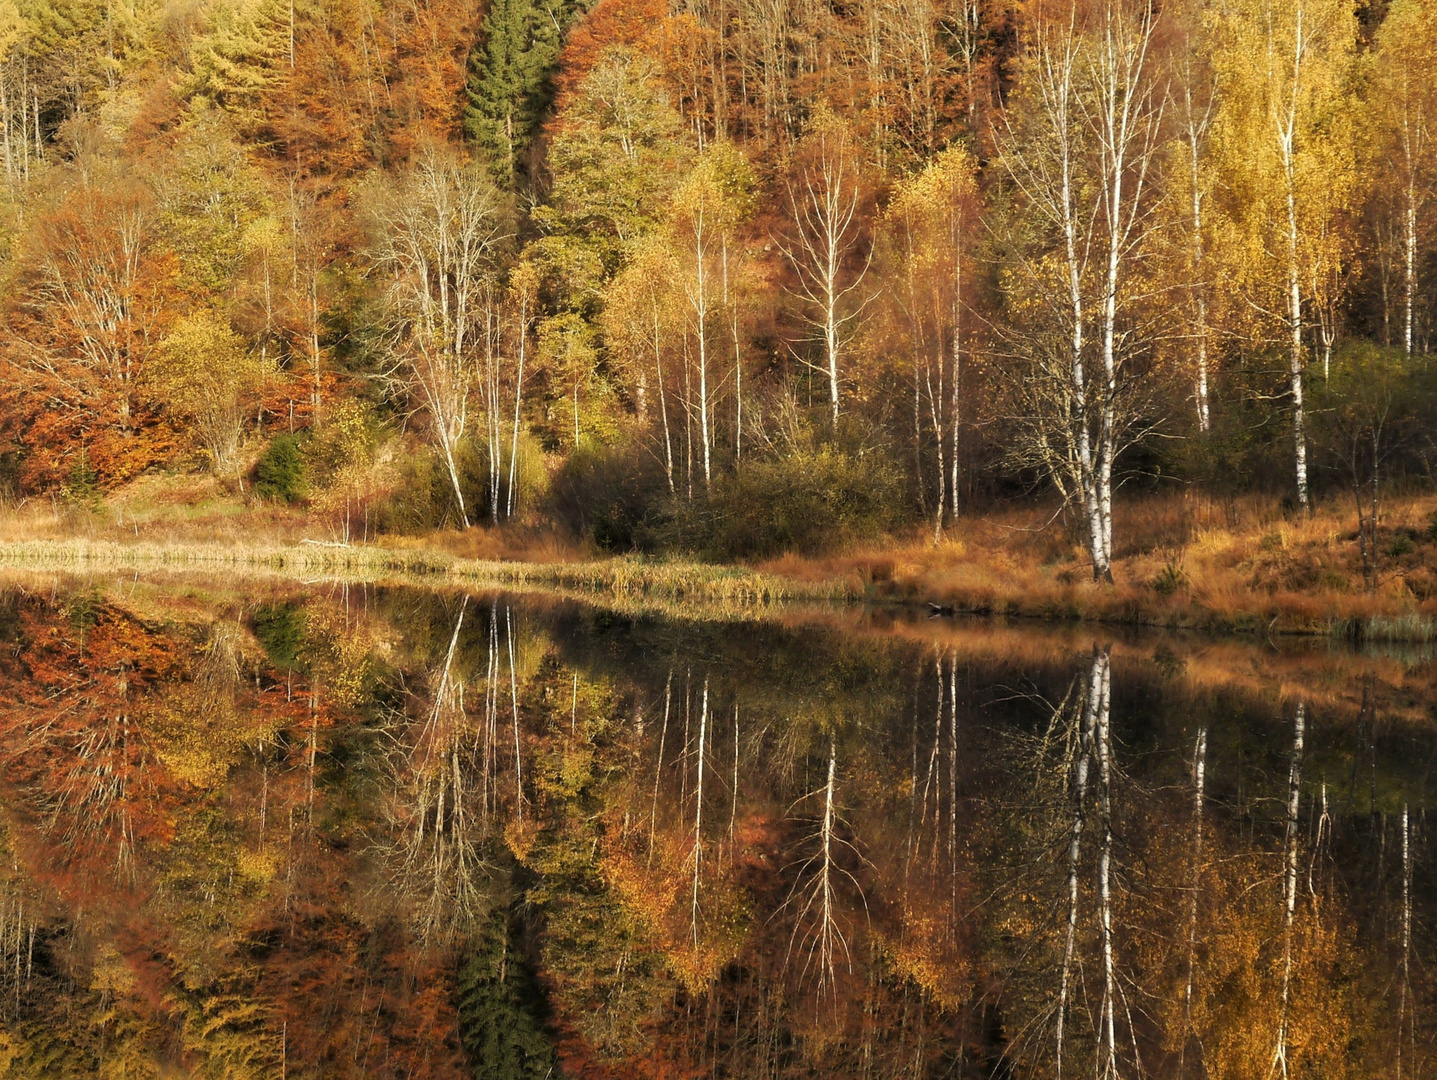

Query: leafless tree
[[776, 110, 872, 426], [368, 146, 510, 528]]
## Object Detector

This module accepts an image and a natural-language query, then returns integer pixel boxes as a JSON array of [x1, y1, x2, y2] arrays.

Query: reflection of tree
[[780, 735, 865, 999], [381, 600, 491, 945], [456, 909, 556, 1079], [3, 585, 1435, 1078], [989, 645, 1140, 1080], [1271, 702, 1305, 1080], [50, 711, 152, 883]]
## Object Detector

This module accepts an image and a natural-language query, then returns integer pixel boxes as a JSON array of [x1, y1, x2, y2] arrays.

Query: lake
[[0, 573, 1429, 1078]]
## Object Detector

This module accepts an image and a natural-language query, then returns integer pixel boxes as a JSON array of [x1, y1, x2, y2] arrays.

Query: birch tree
[[886, 145, 979, 535], [999, 0, 1164, 582], [1170, 3, 1217, 431], [777, 107, 872, 426], [1369, 0, 1437, 358], [605, 239, 683, 493], [1208, 0, 1358, 513], [368, 147, 510, 528]]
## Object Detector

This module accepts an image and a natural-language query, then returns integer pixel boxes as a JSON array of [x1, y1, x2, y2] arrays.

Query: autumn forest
[[3, 0, 1437, 1074], [0, 0, 1435, 597]]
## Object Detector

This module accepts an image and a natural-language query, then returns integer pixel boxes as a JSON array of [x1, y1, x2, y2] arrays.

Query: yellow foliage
[[150, 309, 268, 476]]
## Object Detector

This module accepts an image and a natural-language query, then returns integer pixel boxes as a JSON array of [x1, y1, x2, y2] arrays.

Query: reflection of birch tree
[[1055, 657, 1094, 1078], [383, 601, 490, 943], [997, 645, 1134, 1080], [780, 735, 865, 998], [1180, 724, 1208, 1071], [1397, 802, 1415, 1080], [1271, 702, 1305, 1080]]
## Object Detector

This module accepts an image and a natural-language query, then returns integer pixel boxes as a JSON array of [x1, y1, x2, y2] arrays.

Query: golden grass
[[786, 490, 1437, 640], [0, 538, 852, 622], [6, 482, 1437, 638]]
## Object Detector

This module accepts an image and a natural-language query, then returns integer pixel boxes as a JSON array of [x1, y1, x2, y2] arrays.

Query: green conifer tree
[[463, 0, 583, 187]]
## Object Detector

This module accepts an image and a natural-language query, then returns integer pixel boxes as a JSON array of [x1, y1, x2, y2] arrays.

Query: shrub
[[373, 447, 471, 532], [251, 603, 304, 669], [1151, 560, 1189, 596], [545, 434, 668, 550], [255, 435, 304, 502], [63, 448, 101, 507], [659, 441, 906, 560], [373, 433, 550, 533]]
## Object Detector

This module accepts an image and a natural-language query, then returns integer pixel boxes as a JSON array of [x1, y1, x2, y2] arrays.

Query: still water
[[0, 574, 1431, 1078]]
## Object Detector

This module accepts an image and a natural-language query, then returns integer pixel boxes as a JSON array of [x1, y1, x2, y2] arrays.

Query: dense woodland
[[0, 0, 1435, 576], [0, 582, 1431, 1077]]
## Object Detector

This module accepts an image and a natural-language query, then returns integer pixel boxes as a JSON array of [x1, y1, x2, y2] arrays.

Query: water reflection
[[0, 578, 1430, 1078]]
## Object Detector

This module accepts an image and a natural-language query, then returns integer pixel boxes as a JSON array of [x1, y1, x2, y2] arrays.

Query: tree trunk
[[950, 285, 961, 521], [1404, 188, 1417, 358], [1279, 51, 1311, 513], [1272, 702, 1305, 1080], [1094, 648, 1117, 1080], [928, 363, 946, 544], [507, 606, 524, 821], [1189, 119, 1210, 433], [506, 293, 527, 519], [1182, 725, 1207, 1066], [648, 671, 672, 864], [690, 677, 708, 948], [653, 303, 676, 494], [1056, 660, 1094, 1079]]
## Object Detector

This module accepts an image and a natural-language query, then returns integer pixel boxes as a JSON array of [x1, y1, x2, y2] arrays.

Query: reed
[[0, 539, 852, 611]]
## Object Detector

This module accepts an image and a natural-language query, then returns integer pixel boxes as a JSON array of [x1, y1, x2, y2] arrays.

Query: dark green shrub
[[64, 448, 101, 507], [1388, 534, 1415, 558], [255, 435, 304, 502], [1151, 560, 1189, 596]]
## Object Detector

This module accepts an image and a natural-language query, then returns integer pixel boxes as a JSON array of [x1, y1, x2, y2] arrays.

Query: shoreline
[[2, 536, 1435, 642]]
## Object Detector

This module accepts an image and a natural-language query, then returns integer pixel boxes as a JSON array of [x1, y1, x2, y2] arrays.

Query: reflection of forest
[[0, 579, 1430, 1078]]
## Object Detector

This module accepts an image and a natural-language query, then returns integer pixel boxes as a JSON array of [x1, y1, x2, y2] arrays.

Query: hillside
[[0, 0, 1433, 604]]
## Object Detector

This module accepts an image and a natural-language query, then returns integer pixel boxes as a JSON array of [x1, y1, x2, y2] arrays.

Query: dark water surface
[[0, 574, 1433, 1078]]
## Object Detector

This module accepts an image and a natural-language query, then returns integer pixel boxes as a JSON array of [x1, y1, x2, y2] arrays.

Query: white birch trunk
[[690, 677, 709, 948], [1272, 702, 1305, 1079], [1093, 650, 1117, 1080], [1277, 15, 1310, 512], [1056, 658, 1095, 1079]]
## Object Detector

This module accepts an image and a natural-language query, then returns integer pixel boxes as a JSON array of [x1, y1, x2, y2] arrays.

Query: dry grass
[[790, 490, 1437, 640], [0, 538, 851, 622], [7, 477, 1437, 638]]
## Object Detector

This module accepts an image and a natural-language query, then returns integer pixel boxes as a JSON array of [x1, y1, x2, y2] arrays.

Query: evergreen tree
[[456, 911, 559, 1080], [464, 0, 584, 187]]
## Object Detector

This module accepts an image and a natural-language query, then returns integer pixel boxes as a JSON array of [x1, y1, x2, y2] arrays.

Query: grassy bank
[[0, 537, 851, 614], [6, 487, 1437, 640], [772, 491, 1437, 640]]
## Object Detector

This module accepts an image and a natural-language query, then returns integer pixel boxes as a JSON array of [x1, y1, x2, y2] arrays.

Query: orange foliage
[[0, 177, 187, 488], [551, 0, 668, 112], [263, 0, 479, 174]]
